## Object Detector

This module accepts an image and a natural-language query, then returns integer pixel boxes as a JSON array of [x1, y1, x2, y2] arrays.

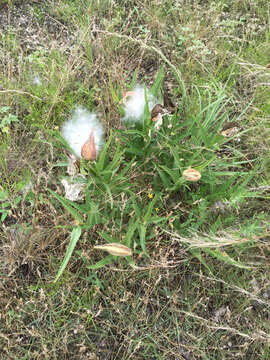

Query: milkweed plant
[[49, 66, 260, 281]]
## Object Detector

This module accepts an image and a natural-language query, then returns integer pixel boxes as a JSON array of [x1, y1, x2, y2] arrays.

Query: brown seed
[[266, 64, 270, 68], [81, 130, 97, 160]]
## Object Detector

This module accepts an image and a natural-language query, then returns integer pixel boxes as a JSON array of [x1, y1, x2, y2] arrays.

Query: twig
[[195, 273, 270, 307], [0, 89, 42, 101], [178, 310, 270, 342]]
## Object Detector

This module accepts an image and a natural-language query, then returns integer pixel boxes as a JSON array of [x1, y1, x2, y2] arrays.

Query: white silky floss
[[32, 75, 42, 86], [61, 106, 104, 158], [122, 85, 156, 123]]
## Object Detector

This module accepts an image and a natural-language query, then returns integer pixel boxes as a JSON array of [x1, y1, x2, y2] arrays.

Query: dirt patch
[[0, 1, 75, 53]]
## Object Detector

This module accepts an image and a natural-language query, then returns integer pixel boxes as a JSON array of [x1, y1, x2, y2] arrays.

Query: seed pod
[[121, 91, 135, 104], [81, 130, 97, 160], [94, 243, 132, 256], [183, 167, 201, 182], [221, 127, 238, 137], [151, 104, 164, 120]]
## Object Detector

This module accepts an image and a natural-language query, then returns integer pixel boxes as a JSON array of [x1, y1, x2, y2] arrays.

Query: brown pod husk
[[121, 91, 135, 104], [94, 243, 132, 256], [81, 130, 97, 160], [151, 104, 164, 120], [183, 167, 201, 182]]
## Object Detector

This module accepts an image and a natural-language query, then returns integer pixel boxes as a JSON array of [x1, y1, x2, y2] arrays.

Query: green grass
[[1, 0, 270, 359]]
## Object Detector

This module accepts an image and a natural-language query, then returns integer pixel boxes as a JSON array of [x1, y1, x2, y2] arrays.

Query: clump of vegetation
[[51, 70, 262, 278]]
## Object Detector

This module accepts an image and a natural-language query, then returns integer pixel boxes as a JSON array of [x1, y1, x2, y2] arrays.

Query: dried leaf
[[67, 154, 80, 176], [151, 104, 168, 131], [94, 243, 132, 256], [153, 113, 163, 130], [61, 177, 86, 201]]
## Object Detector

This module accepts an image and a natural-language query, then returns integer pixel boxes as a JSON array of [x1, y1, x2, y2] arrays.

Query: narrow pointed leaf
[[54, 227, 82, 282]]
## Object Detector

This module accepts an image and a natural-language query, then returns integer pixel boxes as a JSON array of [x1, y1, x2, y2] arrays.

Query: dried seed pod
[[151, 104, 164, 120], [151, 104, 168, 130], [183, 167, 201, 182], [81, 130, 97, 160], [121, 91, 135, 104], [94, 243, 132, 256], [221, 127, 238, 137]]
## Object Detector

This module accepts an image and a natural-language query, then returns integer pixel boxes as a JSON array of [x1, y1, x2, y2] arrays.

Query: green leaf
[[54, 227, 82, 282], [1, 212, 8, 222], [144, 195, 158, 223], [203, 248, 252, 269], [129, 68, 138, 89], [109, 77, 120, 102], [106, 143, 123, 171], [142, 84, 151, 128], [98, 231, 118, 243], [156, 166, 172, 188], [124, 219, 139, 247], [14, 195, 22, 205], [0, 190, 9, 201], [167, 144, 183, 169], [150, 65, 165, 97], [138, 224, 148, 256], [47, 188, 84, 223], [96, 130, 113, 172], [103, 183, 113, 209], [132, 199, 142, 218], [86, 201, 101, 227], [125, 147, 144, 156], [159, 165, 179, 183], [87, 255, 114, 269], [190, 249, 213, 273], [1, 202, 10, 208], [0, 106, 10, 113]]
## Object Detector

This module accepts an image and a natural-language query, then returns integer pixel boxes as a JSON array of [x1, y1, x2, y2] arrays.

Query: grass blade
[[47, 188, 84, 223], [54, 227, 82, 282], [87, 255, 114, 269]]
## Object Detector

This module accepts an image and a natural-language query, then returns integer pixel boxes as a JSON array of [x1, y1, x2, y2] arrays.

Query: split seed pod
[[151, 104, 168, 130], [81, 130, 97, 160], [121, 86, 157, 123], [121, 91, 135, 104], [94, 243, 132, 257], [151, 104, 164, 121], [183, 167, 201, 182], [221, 127, 238, 137]]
